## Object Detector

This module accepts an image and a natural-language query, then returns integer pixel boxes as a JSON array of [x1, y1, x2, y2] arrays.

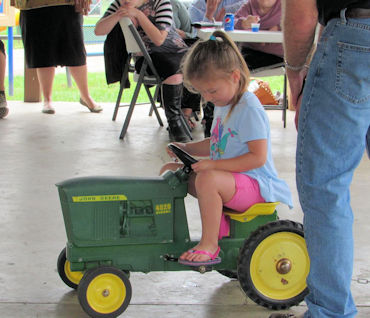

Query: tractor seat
[[223, 202, 280, 223]]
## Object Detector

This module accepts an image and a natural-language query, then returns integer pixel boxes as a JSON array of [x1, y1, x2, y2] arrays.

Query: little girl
[[160, 30, 292, 266], [95, 0, 192, 142]]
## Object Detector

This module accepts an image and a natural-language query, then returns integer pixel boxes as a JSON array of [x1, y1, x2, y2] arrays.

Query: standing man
[[270, 1, 370, 318]]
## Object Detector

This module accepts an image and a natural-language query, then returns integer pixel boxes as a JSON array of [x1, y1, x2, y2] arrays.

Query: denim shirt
[[189, 0, 246, 23]]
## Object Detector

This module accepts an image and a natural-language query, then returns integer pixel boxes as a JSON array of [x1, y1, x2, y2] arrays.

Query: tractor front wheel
[[57, 247, 84, 289], [238, 220, 309, 310], [78, 266, 132, 318]]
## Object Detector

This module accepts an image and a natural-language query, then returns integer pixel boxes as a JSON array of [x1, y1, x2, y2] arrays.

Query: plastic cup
[[251, 23, 260, 32]]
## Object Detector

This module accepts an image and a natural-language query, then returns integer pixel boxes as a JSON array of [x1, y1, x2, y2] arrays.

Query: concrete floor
[[0, 101, 369, 318]]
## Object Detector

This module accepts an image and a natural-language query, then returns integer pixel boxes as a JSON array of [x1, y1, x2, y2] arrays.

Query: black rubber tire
[[78, 266, 132, 318], [217, 270, 238, 280], [237, 220, 309, 310], [57, 247, 83, 290]]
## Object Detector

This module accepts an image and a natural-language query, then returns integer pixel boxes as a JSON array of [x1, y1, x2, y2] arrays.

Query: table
[[197, 28, 283, 43]]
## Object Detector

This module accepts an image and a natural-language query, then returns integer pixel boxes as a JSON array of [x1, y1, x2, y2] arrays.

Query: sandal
[[80, 97, 103, 113], [42, 103, 55, 114], [178, 246, 221, 266]]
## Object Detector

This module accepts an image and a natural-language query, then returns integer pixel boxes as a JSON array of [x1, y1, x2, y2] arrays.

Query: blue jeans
[[296, 9, 370, 318]]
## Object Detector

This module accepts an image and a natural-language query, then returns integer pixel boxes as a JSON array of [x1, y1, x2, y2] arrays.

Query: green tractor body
[[57, 169, 277, 274]]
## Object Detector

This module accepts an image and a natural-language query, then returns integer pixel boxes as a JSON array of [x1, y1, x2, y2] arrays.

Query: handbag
[[249, 78, 279, 106]]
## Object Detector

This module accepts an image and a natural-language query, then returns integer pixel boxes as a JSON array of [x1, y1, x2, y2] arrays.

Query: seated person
[[96, 0, 192, 143], [189, 0, 245, 23], [234, 0, 283, 70], [171, 0, 197, 44]]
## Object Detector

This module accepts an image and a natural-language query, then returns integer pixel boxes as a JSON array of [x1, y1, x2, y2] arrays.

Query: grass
[[5, 72, 284, 103]]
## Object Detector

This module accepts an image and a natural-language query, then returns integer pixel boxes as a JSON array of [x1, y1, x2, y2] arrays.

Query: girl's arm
[[134, 10, 168, 46], [95, 5, 168, 46], [191, 139, 267, 173], [168, 139, 211, 158], [95, 10, 125, 35]]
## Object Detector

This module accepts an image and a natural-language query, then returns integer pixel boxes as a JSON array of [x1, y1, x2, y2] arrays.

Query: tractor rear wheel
[[237, 220, 309, 310], [78, 266, 132, 318]]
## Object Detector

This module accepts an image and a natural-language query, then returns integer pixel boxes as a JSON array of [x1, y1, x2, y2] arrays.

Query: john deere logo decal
[[72, 195, 128, 202]]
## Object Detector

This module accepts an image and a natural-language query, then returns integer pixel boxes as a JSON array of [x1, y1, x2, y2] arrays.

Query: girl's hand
[[166, 143, 186, 160], [116, 6, 140, 18], [241, 15, 259, 30], [176, 28, 186, 39], [191, 159, 215, 172]]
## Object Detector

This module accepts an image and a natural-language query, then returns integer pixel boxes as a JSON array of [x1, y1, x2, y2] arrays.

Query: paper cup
[[251, 23, 260, 32]]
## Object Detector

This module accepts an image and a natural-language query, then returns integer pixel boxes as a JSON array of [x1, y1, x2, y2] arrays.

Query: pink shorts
[[224, 173, 265, 212]]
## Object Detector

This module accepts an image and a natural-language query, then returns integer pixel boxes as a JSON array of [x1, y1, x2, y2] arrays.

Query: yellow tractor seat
[[224, 202, 280, 223]]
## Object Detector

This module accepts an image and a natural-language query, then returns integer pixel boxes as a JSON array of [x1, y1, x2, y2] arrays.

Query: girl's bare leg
[[180, 170, 236, 262]]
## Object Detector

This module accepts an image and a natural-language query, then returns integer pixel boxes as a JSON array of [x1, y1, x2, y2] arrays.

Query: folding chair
[[112, 17, 164, 140], [251, 62, 288, 128]]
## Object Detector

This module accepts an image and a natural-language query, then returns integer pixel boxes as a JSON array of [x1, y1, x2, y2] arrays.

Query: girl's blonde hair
[[181, 30, 250, 116]]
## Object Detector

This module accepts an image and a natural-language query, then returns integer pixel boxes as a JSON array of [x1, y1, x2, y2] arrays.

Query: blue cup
[[251, 23, 260, 32]]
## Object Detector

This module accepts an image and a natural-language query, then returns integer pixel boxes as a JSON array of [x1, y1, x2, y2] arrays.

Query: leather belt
[[346, 8, 370, 18]]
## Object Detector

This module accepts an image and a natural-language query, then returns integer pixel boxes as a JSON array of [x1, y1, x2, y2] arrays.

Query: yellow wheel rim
[[64, 260, 83, 285], [86, 273, 126, 314], [250, 232, 310, 300]]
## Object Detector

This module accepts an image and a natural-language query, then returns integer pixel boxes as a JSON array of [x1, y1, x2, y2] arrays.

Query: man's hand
[[286, 68, 308, 130], [215, 7, 226, 21], [205, 0, 222, 20]]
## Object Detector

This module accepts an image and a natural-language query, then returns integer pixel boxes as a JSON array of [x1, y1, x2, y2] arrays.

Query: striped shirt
[[103, 0, 188, 53]]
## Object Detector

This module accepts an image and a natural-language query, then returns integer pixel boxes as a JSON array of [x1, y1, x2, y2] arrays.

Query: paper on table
[[192, 21, 223, 29]]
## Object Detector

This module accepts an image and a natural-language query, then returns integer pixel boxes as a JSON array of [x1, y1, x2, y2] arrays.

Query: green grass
[[5, 72, 284, 103]]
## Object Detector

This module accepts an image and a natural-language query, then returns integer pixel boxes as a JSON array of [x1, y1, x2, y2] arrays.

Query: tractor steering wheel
[[168, 144, 198, 170]]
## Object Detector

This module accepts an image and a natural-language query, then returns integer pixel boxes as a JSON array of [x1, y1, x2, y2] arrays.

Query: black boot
[[162, 84, 192, 142], [202, 102, 214, 138]]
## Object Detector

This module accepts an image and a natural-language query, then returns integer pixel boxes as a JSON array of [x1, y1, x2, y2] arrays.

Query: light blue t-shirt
[[210, 91, 293, 208]]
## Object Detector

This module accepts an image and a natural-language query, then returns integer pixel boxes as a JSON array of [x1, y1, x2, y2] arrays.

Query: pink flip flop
[[178, 246, 221, 266]]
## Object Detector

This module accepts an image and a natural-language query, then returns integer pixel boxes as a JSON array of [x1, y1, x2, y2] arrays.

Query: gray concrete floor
[[0, 102, 369, 318]]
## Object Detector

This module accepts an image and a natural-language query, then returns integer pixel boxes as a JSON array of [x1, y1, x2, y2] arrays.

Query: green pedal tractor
[[57, 144, 310, 318]]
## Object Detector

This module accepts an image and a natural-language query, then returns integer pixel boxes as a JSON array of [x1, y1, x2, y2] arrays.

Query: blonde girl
[[160, 30, 292, 266]]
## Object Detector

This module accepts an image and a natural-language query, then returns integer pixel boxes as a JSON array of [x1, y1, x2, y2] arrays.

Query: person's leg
[[36, 67, 55, 114], [202, 102, 214, 137], [181, 86, 201, 129], [147, 52, 192, 142], [241, 47, 283, 71], [296, 15, 370, 318], [180, 170, 236, 262], [0, 40, 8, 119], [68, 65, 102, 112], [161, 74, 191, 142]]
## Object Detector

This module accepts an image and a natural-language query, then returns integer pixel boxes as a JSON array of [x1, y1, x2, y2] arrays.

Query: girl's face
[[190, 70, 241, 107]]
